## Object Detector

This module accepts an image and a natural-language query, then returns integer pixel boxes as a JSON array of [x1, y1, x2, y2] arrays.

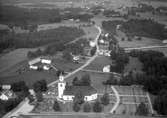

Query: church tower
[[58, 74, 66, 99]]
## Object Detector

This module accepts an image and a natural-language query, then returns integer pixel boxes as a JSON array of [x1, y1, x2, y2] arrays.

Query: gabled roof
[[63, 86, 97, 96]]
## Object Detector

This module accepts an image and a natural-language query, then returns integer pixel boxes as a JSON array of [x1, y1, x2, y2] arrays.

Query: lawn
[[116, 30, 163, 48], [85, 56, 113, 71], [0, 69, 58, 88], [114, 86, 146, 96]]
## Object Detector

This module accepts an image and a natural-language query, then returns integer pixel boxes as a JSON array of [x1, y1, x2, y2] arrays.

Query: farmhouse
[[58, 75, 97, 101], [0, 85, 15, 101], [28, 57, 52, 70], [103, 65, 111, 73]]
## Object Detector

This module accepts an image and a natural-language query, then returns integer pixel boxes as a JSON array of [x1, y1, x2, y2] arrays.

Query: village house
[[0, 85, 16, 101], [58, 75, 97, 101], [28, 57, 52, 70]]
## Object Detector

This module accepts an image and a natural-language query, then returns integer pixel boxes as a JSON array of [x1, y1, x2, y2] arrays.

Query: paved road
[[110, 86, 120, 113], [125, 45, 167, 51]]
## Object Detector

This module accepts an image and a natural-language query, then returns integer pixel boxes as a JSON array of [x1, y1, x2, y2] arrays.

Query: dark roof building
[[63, 86, 97, 96]]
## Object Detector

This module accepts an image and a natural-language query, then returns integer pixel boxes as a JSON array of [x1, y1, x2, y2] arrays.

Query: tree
[[154, 89, 167, 115], [83, 102, 91, 112], [80, 74, 91, 86], [93, 101, 102, 112], [53, 100, 61, 111], [11, 81, 29, 99], [33, 80, 48, 93], [36, 92, 43, 102], [28, 94, 35, 103], [72, 77, 79, 86], [73, 102, 80, 112], [136, 102, 149, 116], [90, 46, 97, 56], [73, 91, 84, 104], [101, 93, 110, 105]]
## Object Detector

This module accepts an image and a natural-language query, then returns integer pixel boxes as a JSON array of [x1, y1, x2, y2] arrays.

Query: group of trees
[[26, 27, 84, 58], [103, 10, 121, 17], [121, 19, 167, 40], [129, 50, 167, 115], [0, 6, 61, 26], [102, 19, 167, 40], [1, 26, 84, 55], [110, 47, 129, 73], [0, 6, 93, 26], [102, 20, 124, 34]]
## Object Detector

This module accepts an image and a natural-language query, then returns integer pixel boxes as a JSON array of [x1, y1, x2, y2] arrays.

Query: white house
[[89, 41, 96, 47], [2, 85, 11, 90], [162, 40, 167, 44], [0, 93, 8, 101], [58, 75, 97, 101], [103, 65, 111, 73], [41, 59, 51, 64], [28, 57, 52, 70]]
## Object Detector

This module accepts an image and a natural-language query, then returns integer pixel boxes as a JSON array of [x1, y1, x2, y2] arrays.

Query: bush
[[53, 100, 61, 111], [36, 92, 43, 102], [136, 102, 149, 116], [33, 80, 48, 93], [154, 89, 167, 115], [73, 102, 81, 112], [101, 93, 110, 105], [93, 101, 102, 112], [83, 102, 91, 112]]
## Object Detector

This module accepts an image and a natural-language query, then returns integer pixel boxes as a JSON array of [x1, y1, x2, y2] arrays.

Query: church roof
[[63, 86, 97, 96]]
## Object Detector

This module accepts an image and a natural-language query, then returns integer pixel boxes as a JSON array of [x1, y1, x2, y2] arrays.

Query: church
[[58, 75, 98, 101]]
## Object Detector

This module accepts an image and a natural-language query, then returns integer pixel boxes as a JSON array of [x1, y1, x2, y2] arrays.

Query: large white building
[[58, 75, 97, 101]]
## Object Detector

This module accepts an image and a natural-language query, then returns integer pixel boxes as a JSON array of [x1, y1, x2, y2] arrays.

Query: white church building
[[58, 75, 97, 101]]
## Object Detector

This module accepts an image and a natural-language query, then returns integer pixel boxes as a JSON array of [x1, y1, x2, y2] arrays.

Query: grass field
[[85, 56, 113, 71], [0, 69, 58, 88], [116, 30, 163, 48]]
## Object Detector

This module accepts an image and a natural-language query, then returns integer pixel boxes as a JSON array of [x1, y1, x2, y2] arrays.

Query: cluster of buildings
[[0, 85, 16, 101], [28, 57, 52, 70], [98, 33, 111, 57]]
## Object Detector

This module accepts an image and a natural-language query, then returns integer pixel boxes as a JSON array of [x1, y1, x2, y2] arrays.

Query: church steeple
[[58, 74, 66, 99]]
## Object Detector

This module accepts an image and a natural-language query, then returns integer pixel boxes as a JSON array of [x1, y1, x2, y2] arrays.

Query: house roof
[[63, 86, 97, 96]]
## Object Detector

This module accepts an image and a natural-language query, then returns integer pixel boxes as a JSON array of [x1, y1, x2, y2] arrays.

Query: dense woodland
[[121, 19, 167, 40], [1, 26, 84, 54], [102, 19, 167, 40], [0, 6, 93, 26]]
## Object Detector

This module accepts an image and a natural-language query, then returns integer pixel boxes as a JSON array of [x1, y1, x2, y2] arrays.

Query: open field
[[114, 86, 146, 95], [85, 56, 113, 71], [116, 31, 164, 48], [0, 70, 58, 88], [52, 58, 84, 72]]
